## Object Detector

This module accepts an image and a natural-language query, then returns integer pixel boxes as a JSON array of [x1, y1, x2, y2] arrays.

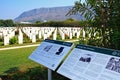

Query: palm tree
[[67, 0, 120, 49]]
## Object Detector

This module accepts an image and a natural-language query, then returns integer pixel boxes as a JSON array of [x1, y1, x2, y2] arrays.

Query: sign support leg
[[48, 68, 52, 80]]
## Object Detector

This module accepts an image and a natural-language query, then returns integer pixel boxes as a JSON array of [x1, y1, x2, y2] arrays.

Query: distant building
[[43, 20, 47, 22], [20, 21, 32, 24]]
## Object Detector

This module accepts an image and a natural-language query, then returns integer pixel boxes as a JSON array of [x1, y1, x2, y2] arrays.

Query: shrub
[[9, 36, 18, 44], [87, 38, 103, 47], [79, 37, 87, 44], [23, 33, 31, 43]]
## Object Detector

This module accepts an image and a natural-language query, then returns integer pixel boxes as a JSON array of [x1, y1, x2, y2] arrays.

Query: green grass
[[0, 46, 69, 80], [0, 46, 40, 75], [0, 42, 3, 46]]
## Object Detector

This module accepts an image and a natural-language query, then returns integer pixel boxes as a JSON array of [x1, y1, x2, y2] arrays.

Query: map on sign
[[57, 44, 120, 80], [29, 39, 73, 70]]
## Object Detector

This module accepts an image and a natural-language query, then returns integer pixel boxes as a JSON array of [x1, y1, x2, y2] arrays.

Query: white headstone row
[[22, 27, 55, 42], [22, 27, 40, 42], [0, 27, 102, 45], [59, 27, 82, 39], [0, 27, 16, 45], [40, 27, 55, 40]]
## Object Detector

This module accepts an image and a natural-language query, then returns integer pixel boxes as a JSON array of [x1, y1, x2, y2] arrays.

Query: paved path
[[0, 44, 40, 51], [0, 39, 79, 51], [66, 39, 79, 42]]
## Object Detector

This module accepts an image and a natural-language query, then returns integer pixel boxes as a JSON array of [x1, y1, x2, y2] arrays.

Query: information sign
[[57, 44, 120, 80], [29, 39, 73, 70]]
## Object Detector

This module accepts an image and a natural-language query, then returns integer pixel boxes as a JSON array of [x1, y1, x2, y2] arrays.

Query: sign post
[[48, 69, 52, 80]]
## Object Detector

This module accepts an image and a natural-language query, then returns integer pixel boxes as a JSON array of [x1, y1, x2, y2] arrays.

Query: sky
[[0, 0, 79, 20]]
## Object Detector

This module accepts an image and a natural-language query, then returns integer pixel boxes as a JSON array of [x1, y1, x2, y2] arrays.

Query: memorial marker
[[18, 29, 23, 44]]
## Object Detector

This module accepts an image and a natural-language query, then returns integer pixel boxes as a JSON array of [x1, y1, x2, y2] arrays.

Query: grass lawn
[[0, 42, 3, 46], [0, 46, 69, 80], [0, 46, 40, 75]]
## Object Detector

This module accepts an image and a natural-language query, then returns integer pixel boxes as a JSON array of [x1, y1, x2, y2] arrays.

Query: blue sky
[[0, 0, 79, 20]]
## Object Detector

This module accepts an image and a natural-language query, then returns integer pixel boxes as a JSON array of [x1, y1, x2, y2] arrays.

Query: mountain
[[14, 6, 84, 22]]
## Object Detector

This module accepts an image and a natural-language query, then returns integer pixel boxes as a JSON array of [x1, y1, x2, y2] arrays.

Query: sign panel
[[29, 39, 73, 70], [57, 44, 120, 80]]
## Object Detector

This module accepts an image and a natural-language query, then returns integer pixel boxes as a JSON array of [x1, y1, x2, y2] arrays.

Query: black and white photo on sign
[[55, 47, 64, 55], [79, 54, 93, 63], [106, 57, 120, 73], [43, 45, 53, 52]]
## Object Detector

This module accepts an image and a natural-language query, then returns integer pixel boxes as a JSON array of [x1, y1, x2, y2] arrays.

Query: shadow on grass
[[0, 67, 19, 80], [0, 66, 69, 80], [4, 67, 19, 75]]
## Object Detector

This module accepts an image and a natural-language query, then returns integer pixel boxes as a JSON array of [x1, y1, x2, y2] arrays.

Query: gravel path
[[0, 44, 40, 51]]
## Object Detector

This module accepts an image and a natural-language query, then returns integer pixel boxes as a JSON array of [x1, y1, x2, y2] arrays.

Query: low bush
[[9, 36, 18, 44]]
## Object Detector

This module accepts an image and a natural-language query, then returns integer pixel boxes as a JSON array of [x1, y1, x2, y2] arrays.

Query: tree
[[0, 19, 15, 27], [65, 18, 75, 22], [0, 20, 4, 26], [67, 0, 120, 49], [108, 0, 120, 49], [35, 21, 41, 24], [6, 19, 15, 26]]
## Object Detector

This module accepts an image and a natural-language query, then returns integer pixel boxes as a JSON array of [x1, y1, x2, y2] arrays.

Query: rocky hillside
[[14, 6, 84, 22]]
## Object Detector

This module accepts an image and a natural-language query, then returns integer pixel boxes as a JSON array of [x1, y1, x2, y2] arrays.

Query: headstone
[[38, 30, 42, 39], [4, 35, 9, 45], [18, 29, 23, 44], [44, 34, 47, 40], [59, 28, 65, 40], [89, 33, 91, 38], [77, 31, 80, 39], [32, 34, 36, 43], [69, 32, 72, 39], [53, 28, 57, 40], [83, 29, 85, 38]]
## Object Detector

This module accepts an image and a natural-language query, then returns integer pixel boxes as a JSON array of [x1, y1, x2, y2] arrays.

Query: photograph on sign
[[106, 57, 120, 73], [79, 53, 93, 63], [29, 39, 73, 70], [43, 45, 53, 52], [57, 44, 120, 80]]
